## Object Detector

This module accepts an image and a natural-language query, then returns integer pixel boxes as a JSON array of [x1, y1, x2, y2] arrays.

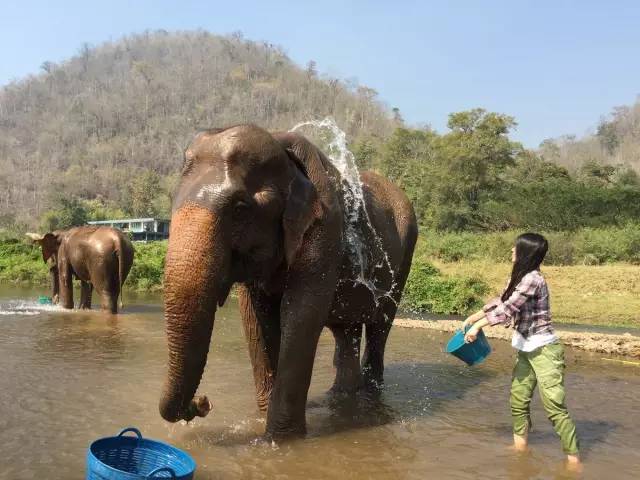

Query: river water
[[0, 286, 638, 479]]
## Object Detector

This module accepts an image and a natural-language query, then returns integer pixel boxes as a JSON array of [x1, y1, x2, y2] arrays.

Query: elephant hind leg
[[79, 281, 93, 309], [98, 288, 118, 314], [329, 323, 363, 395], [362, 300, 396, 391]]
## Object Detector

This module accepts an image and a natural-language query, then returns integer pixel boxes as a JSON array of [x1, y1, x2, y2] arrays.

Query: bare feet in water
[[512, 433, 528, 452], [566, 454, 583, 473]]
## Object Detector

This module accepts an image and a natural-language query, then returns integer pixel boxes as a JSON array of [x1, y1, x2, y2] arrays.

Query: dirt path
[[394, 318, 640, 359]]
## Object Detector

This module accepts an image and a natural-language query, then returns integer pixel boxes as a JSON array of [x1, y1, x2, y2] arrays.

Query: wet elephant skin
[[27, 226, 134, 313], [159, 125, 418, 439]]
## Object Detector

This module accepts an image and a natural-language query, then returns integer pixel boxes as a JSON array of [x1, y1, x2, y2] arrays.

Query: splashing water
[[0, 299, 64, 316], [290, 118, 397, 305]]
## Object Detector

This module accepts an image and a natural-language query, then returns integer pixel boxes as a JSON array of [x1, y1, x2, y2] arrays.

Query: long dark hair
[[502, 233, 548, 301]]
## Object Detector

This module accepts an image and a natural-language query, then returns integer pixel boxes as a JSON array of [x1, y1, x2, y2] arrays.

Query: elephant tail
[[116, 246, 124, 310]]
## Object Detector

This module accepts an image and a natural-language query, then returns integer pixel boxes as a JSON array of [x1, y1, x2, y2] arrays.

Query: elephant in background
[[26, 226, 134, 313], [159, 124, 417, 439]]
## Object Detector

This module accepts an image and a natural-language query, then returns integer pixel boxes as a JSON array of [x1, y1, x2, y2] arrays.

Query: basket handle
[[117, 427, 143, 440], [147, 467, 177, 478]]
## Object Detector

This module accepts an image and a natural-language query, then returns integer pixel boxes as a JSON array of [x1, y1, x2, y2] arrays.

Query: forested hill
[[540, 98, 640, 173], [0, 30, 397, 228]]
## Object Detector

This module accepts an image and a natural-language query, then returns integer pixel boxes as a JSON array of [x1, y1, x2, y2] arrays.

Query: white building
[[87, 218, 170, 241]]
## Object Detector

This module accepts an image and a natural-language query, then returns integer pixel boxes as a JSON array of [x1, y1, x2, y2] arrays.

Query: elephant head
[[159, 125, 321, 423], [26, 231, 63, 304]]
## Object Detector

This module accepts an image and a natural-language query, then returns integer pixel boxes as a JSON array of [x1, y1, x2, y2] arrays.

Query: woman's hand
[[464, 325, 480, 343]]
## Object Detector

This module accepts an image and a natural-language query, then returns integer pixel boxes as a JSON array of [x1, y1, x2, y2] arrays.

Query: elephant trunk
[[159, 203, 231, 423]]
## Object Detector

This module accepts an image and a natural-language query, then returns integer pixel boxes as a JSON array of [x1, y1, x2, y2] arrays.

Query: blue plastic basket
[[446, 326, 491, 366], [86, 427, 196, 480]]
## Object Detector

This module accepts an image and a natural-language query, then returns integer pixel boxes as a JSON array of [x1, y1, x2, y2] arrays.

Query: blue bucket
[[446, 326, 491, 366], [86, 427, 196, 480], [38, 296, 52, 305]]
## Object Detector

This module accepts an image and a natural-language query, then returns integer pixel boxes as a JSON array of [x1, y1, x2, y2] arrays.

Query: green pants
[[510, 341, 579, 454]]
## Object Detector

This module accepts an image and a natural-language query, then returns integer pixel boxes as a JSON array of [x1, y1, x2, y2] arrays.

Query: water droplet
[[290, 118, 398, 306]]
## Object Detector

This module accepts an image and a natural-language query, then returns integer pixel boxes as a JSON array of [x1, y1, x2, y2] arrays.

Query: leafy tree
[[40, 196, 88, 231], [596, 119, 619, 155], [83, 198, 127, 221], [351, 137, 379, 170], [505, 150, 570, 183], [377, 127, 437, 222], [611, 165, 640, 186], [126, 170, 161, 217], [426, 109, 523, 229], [578, 160, 618, 186]]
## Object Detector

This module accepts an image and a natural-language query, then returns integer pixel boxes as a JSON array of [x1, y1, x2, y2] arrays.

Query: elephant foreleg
[[266, 264, 339, 437], [58, 258, 74, 309], [238, 284, 281, 412], [49, 268, 60, 304], [79, 281, 93, 309]]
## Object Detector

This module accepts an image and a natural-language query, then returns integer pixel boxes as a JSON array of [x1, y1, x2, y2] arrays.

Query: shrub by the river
[[401, 259, 489, 315], [125, 241, 167, 291], [0, 240, 49, 285]]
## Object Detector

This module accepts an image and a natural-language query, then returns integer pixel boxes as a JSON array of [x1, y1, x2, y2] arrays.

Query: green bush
[[417, 224, 640, 265], [402, 259, 489, 314], [0, 240, 49, 285], [125, 241, 167, 291], [572, 225, 640, 264]]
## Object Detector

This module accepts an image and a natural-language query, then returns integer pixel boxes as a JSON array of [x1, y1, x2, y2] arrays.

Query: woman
[[462, 233, 581, 469]]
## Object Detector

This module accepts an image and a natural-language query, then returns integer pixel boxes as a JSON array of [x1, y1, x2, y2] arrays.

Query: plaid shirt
[[482, 270, 554, 338]]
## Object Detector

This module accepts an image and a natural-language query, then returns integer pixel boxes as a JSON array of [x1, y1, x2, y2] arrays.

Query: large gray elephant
[[27, 226, 134, 313], [159, 125, 417, 439]]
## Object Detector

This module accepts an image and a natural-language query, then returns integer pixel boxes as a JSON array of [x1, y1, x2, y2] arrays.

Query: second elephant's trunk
[[159, 203, 231, 423]]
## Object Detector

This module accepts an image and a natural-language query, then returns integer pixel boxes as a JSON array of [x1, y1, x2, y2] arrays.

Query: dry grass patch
[[433, 260, 640, 328]]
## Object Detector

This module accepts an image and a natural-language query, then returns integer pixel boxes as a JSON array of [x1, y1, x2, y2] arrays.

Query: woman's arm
[[462, 294, 503, 329], [464, 318, 489, 343], [484, 273, 541, 327], [462, 310, 486, 329]]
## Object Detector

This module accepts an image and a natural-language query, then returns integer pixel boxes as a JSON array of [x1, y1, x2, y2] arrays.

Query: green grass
[[1, 235, 638, 328], [416, 224, 640, 265], [433, 259, 640, 328]]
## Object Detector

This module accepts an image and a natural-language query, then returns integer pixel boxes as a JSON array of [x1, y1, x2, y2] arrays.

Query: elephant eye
[[233, 200, 251, 217]]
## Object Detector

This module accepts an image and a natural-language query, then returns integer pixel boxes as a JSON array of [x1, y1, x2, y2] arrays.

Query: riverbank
[[394, 318, 640, 359]]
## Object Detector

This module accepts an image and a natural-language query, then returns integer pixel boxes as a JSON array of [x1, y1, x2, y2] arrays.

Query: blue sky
[[1, 0, 639, 147]]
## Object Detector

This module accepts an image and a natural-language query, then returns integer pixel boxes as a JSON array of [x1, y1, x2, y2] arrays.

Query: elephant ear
[[40, 233, 60, 263], [276, 134, 324, 267]]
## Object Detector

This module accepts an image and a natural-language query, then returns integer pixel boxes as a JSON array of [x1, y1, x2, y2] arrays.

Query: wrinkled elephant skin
[[159, 125, 418, 439], [26, 226, 134, 313]]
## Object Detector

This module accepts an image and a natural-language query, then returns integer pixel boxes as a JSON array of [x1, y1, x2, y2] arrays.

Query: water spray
[[290, 118, 397, 305]]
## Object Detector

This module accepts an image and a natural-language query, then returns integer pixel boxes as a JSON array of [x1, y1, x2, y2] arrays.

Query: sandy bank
[[394, 318, 640, 359]]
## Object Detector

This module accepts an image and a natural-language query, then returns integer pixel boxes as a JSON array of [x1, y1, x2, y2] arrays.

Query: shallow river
[[0, 286, 638, 479]]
